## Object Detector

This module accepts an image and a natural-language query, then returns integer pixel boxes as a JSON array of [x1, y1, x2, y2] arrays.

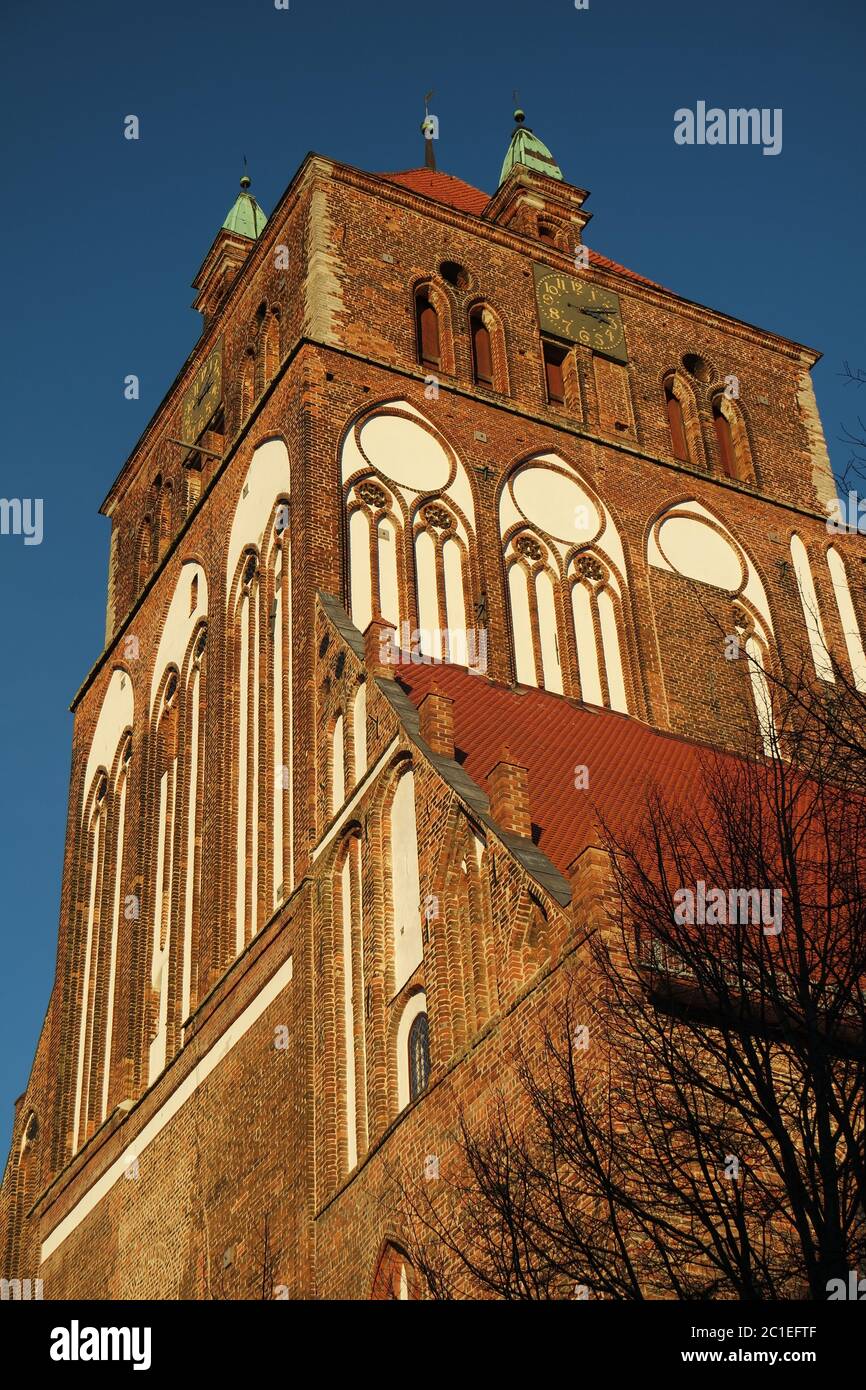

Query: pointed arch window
[[157, 485, 172, 559], [713, 400, 737, 478], [397, 991, 429, 1111], [711, 396, 753, 482], [570, 553, 630, 713], [470, 307, 493, 385], [790, 534, 834, 682], [371, 1243, 417, 1301], [346, 480, 403, 635], [338, 835, 366, 1173], [827, 546, 866, 690], [263, 311, 280, 382], [665, 381, 690, 462], [415, 290, 440, 369], [138, 518, 154, 589], [240, 351, 255, 418], [331, 713, 346, 812], [408, 1012, 430, 1101], [391, 771, 423, 993], [506, 533, 564, 694]]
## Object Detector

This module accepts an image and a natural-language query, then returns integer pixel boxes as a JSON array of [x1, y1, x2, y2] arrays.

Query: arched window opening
[[346, 480, 403, 636], [353, 681, 368, 779], [396, 991, 428, 1112], [391, 772, 423, 994], [184, 463, 202, 515], [371, 1243, 417, 1301], [226, 444, 294, 946], [408, 1012, 430, 1101], [415, 290, 440, 369], [241, 351, 255, 417], [570, 554, 630, 714], [157, 485, 172, 560], [744, 631, 777, 757], [538, 222, 558, 246], [138, 518, 153, 588], [470, 307, 493, 386], [338, 838, 366, 1173], [713, 399, 737, 478], [827, 546, 866, 691], [264, 312, 280, 382], [790, 534, 834, 682], [331, 713, 346, 812], [665, 381, 690, 463]]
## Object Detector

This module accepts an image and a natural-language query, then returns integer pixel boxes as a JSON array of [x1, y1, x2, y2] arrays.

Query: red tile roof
[[377, 168, 663, 290], [379, 168, 491, 215], [396, 661, 715, 875]]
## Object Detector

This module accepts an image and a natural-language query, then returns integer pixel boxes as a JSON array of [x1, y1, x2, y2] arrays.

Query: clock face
[[533, 266, 627, 362], [181, 339, 223, 444]]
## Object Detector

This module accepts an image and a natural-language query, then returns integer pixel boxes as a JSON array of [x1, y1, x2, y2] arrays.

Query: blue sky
[[1, 0, 864, 1159]]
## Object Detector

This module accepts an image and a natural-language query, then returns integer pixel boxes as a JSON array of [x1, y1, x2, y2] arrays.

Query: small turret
[[499, 108, 563, 186], [221, 173, 268, 240], [192, 169, 269, 329]]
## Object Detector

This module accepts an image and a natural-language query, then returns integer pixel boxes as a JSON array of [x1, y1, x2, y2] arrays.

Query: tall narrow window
[[416, 290, 440, 368], [138, 519, 153, 589], [331, 714, 345, 812], [542, 341, 567, 406], [470, 308, 493, 385], [713, 401, 737, 478], [827, 546, 866, 691], [391, 771, 423, 993], [790, 534, 834, 682], [241, 352, 255, 417], [408, 1012, 430, 1101], [665, 383, 689, 462]]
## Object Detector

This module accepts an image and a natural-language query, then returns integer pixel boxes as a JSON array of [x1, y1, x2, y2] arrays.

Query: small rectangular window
[[542, 341, 568, 406]]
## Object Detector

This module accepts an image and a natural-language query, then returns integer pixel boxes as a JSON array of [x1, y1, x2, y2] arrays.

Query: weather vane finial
[[421, 90, 437, 171]]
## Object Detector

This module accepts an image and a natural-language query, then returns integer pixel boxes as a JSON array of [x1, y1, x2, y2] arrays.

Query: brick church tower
[[2, 112, 864, 1300]]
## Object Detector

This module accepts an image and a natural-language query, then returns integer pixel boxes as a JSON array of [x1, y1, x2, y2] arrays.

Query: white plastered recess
[[341, 400, 475, 526], [84, 668, 134, 795], [391, 770, 423, 996], [648, 501, 773, 636], [225, 438, 291, 598], [511, 460, 600, 544], [149, 563, 208, 710], [359, 414, 450, 492], [501, 455, 624, 567]]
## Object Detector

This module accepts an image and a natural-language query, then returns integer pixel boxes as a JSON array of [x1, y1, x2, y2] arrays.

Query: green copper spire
[[221, 172, 268, 240], [499, 109, 563, 186]]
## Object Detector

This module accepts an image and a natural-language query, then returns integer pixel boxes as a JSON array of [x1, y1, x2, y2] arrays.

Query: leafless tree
[[401, 659, 866, 1300]]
